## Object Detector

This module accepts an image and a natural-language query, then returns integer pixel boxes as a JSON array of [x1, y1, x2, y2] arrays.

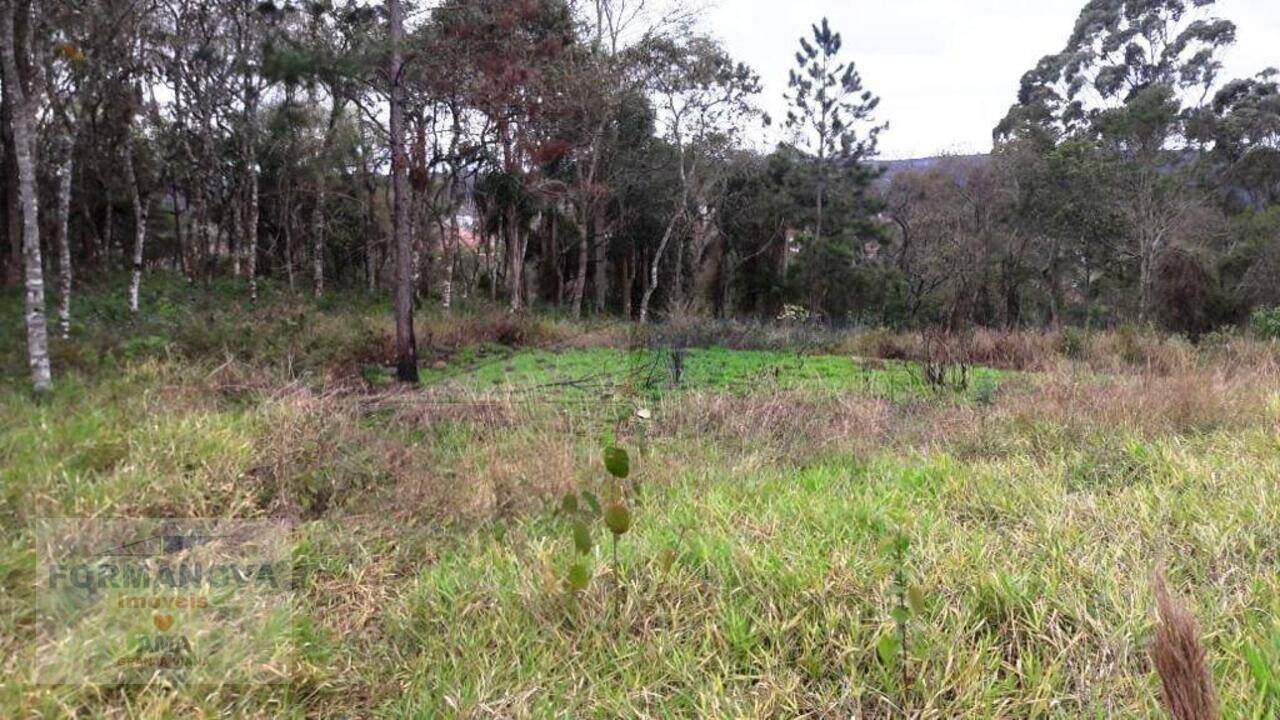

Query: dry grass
[[998, 364, 1275, 437], [659, 392, 893, 461], [842, 325, 1278, 376], [1151, 572, 1221, 720]]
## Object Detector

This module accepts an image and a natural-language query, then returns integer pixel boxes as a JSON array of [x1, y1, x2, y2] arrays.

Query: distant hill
[[873, 154, 990, 185]]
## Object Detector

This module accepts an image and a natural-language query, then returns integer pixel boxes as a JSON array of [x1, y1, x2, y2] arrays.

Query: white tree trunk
[[440, 177, 458, 312], [638, 211, 681, 324], [1, 4, 51, 391], [55, 148, 73, 338], [245, 166, 259, 304], [312, 185, 324, 297], [639, 140, 694, 324], [123, 135, 148, 314]]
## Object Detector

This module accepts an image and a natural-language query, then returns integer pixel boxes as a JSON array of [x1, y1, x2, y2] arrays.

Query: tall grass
[[3, 283, 1280, 717]]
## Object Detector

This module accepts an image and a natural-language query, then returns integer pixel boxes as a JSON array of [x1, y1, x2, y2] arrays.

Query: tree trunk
[[441, 112, 464, 313], [170, 184, 188, 278], [123, 134, 148, 314], [196, 193, 213, 282], [621, 249, 634, 320], [592, 212, 607, 314], [388, 0, 418, 382], [2, 92, 19, 287], [283, 198, 295, 291], [815, 161, 825, 246], [1, 2, 51, 391], [1139, 241, 1159, 324], [570, 229, 588, 318], [312, 93, 345, 298], [442, 197, 458, 312], [244, 166, 259, 303], [102, 200, 115, 269], [230, 192, 242, 277], [507, 208, 525, 313], [539, 209, 558, 303], [240, 71, 260, 302], [311, 186, 324, 297], [638, 210, 682, 324], [365, 178, 379, 293], [550, 211, 563, 305], [55, 143, 73, 338]]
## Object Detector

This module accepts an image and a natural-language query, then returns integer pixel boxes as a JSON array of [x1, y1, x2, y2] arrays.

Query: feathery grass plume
[[1151, 572, 1219, 720]]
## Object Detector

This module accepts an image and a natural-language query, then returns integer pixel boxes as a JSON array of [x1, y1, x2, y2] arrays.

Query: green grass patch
[[423, 346, 1005, 401]]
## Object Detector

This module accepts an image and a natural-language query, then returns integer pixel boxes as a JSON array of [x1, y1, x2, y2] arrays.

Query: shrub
[[851, 327, 918, 361], [967, 329, 1055, 371], [1155, 250, 1213, 338], [1056, 327, 1088, 360], [1250, 307, 1280, 340], [1114, 324, 1147, 365]]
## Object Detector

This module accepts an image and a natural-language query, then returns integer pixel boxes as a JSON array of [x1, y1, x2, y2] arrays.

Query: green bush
[[1055, 327, 1088, 359], [1250, 307, 1280, 339]]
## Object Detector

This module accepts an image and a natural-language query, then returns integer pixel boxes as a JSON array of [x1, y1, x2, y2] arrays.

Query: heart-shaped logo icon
[[153, 614, 175, 632]]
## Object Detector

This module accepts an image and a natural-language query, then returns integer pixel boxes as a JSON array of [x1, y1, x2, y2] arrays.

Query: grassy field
[[2, 276, 1279, 718]]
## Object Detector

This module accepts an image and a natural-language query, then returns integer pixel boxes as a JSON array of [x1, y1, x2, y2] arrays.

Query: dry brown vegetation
[[1152, 572, 1221, 720]]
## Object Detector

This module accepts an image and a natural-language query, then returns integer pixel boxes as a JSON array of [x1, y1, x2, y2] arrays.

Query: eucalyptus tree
[[997, 0, 1238, 320], [431, 0, 577, 313], [638, 35, 758, 323], [405, 6, 489, 311], [51, 0, 163, 313], [41, 13, 84, 337], [227, 0, 278, 303], [1188, 68, 1280, 209], [559, 0, 680, 317], [1, 0, 52, 391], [305, 2, 381, 297]]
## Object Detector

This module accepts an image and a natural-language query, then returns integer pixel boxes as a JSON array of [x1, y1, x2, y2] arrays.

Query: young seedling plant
[[562, 445, 633, 600], [878, 529, 926, 715]]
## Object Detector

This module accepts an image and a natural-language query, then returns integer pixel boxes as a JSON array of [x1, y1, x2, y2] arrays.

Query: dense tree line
[[2, 0, 1278, 391], [895, 0, 1280, 332]]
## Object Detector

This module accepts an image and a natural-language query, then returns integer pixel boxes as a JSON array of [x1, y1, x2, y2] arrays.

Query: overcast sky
[[702, 0, 1280, 160]]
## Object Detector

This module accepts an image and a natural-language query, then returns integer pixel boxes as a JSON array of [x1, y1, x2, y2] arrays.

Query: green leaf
[[567, 562, 590, 591], [890, 606, 911, 624], [604, 502, 632, 536], [560, 493, 579, 514], [572, 521, 592, 555], [877, 633, 901, 668], [907, 585, 926, 615], [604, 446, 630, 479]]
